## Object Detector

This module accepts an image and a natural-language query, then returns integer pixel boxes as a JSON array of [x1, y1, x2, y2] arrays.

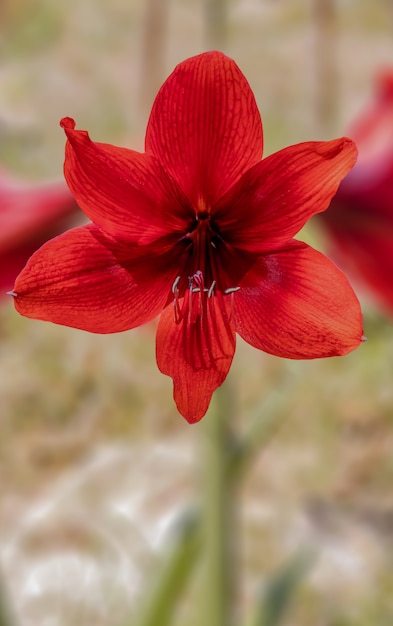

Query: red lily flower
[[320, 70, 393, 315], [1, 168, 78, 294], [12, 52, 363, 423]]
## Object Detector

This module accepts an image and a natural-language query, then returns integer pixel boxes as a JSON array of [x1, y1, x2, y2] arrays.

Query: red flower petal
[[156, 293, 236, 423], [60, 117, 191, 245], [347, 70, 393, 164], [322, 214, 393, 315], [145, 51, 263, 209], [2, 241, 51, 294], [0, 174, 77, 252], [13, 224, 178, 332], [214, 138, 357, 253], [234, 242, 363, 359], [0, 171, 78, 293], [333, 152, 393, 220], [318, 70, 393, 318]]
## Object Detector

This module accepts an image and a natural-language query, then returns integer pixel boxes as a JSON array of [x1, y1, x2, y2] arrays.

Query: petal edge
[[234, 242, 363, 359], [13, 224, 178, 333]]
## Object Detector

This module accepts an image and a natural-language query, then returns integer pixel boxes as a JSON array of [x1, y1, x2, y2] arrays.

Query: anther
[[224, 287, 240, 295], [6, 291, 17, 298], [172, 276, 181, 294], [192, 288, 201, 293], [207, 281, 216, 298]]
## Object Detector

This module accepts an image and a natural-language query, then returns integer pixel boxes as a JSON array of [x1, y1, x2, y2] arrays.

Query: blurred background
[[1, 1, 393, 625]]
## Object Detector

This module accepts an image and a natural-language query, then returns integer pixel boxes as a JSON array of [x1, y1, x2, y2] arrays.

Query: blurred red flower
[[12, 52, 363, 422], [1, 168, 78, 294], [319, 70, 393, 315]]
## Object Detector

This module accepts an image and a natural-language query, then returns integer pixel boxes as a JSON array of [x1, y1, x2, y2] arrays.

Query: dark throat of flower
[[170, 216, 240, 368]]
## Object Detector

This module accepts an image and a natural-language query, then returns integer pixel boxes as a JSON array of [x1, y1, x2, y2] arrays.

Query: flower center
[[171, 218, 240, 326]]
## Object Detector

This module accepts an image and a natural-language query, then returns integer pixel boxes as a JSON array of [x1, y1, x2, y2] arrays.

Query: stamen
[[172, 276, 181, 294], [186, 271, 204, 324], [224, 287, 240, 294], [207, 280, 216, 298], [6, 291, 18, 298]]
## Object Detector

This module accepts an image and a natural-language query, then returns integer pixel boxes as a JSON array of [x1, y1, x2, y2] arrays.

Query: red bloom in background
[[320, 70, 393, 315], [12, 52, 363, 422], [1, 168, 78, 294]]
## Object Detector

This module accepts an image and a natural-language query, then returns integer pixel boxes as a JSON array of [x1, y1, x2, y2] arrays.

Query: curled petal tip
[[316, 136, 357, 160], [377, 69, 393, 99], [6, 291, 18, 298], [60, 117, 76, 131]]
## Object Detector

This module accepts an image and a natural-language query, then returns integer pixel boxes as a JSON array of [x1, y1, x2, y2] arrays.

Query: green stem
[[128, 369, 296, 626], [201, 380, 237, 626], [228, 385, 289, 484]]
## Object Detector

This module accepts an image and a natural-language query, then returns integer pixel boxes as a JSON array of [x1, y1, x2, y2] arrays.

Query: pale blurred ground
[[1, 1, 393, 625]]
